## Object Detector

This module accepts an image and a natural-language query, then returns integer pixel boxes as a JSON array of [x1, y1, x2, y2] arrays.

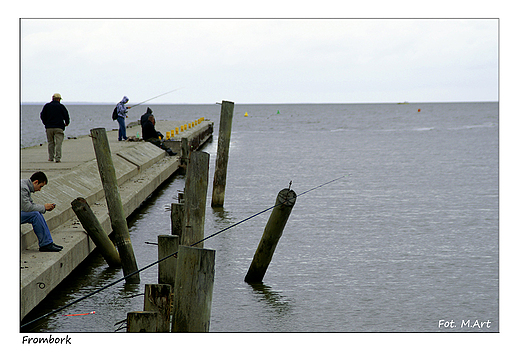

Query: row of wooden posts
[[71, 100, 297, 332]]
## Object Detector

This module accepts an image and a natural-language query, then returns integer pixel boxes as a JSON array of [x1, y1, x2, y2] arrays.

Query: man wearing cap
[[40, 93, 70, 163]]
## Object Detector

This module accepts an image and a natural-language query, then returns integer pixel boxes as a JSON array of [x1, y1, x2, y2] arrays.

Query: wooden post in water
[[172, 245, 215, 332], [158, 235, 178, 287], [143, 284, 172, 332], [244, 188, 297, 283], [171, 203, 184, 240], [127, 311, 158, 332], [90, 128, 140, 284], [211, 100, 234, 208], [182, 151, 210, 248], [71, 197, 121, 267]]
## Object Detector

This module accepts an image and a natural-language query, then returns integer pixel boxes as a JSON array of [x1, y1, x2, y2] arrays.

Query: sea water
[[20, 102, 498, 332]]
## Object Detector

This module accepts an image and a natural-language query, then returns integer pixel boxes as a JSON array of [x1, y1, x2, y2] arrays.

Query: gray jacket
[[21, 179, 46, 213]]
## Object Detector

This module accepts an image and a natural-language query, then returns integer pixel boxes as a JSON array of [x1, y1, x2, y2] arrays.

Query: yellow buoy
[[244, 112, 248, 117]]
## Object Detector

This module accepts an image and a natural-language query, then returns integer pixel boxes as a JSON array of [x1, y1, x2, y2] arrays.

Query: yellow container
[[189, 123, 192, 129], [171, 129, 175, 137], [166, 131, 170, 140], [176, 127, 179, 134]]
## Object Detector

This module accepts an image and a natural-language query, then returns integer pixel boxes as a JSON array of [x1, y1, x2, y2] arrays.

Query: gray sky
[[21, 18, 498, 104]]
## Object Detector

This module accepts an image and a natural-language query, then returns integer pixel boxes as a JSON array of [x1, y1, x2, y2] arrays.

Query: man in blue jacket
[[40, 93, 70, 163], [21, 171, 62, 252], [115, 96, 131, 141]]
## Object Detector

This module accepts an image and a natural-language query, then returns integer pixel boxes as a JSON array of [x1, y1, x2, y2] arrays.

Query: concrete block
[[116, 142, 165, 172]]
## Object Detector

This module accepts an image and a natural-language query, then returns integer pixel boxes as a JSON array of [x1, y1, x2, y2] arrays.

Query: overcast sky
[[21, 18, 498, 104]]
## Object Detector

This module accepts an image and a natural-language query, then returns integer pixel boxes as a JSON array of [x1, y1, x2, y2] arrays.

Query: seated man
[[141, 115, 176, 156], [21, 171, 63, 252], [140, 107, 153, 126]]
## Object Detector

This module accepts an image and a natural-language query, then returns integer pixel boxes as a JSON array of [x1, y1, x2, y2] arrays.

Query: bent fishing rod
[[128, 87, 184, 109]]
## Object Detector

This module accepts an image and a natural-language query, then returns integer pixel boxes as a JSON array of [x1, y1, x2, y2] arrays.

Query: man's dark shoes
[[39, 243, 62, 252]]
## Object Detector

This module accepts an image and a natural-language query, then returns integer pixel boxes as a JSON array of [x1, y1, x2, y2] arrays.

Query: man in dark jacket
[[140, 107, 153, 125], [141, 115, 175, 156], [40, 93, 70, 162]]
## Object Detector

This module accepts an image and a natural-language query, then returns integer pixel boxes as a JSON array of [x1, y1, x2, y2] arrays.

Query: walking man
[[116, 96, 131, 141], [21, 171, 63, 252], [40, 93, 70, 163]]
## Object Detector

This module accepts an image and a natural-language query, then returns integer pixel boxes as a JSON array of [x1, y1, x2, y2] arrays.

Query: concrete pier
[[20, 119, 213, 320]]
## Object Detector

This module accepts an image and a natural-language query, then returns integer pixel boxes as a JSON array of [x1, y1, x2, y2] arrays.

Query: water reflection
[[211, 207, 235, 226], [248, 282, 293, 316]]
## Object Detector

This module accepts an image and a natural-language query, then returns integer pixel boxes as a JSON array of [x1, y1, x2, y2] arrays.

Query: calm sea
[[21, 102, 499, 332]]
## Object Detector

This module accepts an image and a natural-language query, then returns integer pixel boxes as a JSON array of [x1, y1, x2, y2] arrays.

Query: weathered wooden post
[[158, 235, 178, 287], [211, 100, 234, 208], [245, 188, 297, 283], [182, 151, 210, 248], [71, 197, 121, 267], [90, 128, 140, 284], [179, 137, 190, 174], [171, 203, 184, 240], [143, 284, 172, 332], [127, 311, 158, 332], [172, 245, 216, 332]]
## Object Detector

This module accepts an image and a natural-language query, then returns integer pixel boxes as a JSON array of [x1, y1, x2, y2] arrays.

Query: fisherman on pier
[[142, 115, 176, 156], [115, 96, 131, 141]]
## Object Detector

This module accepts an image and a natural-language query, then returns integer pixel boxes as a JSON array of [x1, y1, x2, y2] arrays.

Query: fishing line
[[21, 174, 348, 330], [129, 88, 184, 109]]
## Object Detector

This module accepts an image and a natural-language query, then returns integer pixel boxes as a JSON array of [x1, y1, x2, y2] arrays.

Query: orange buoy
[[418, 109, 421, 112]]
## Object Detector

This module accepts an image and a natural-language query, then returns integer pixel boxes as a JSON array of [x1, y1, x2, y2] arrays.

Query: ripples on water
[[21, 102, 498, 332]]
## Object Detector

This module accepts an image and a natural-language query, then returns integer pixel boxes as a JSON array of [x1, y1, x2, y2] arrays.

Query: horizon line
[[20, 100, 498, 105]]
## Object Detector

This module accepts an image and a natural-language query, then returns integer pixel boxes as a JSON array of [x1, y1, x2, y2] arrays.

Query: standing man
[[116, 96, 131, 141], [21, 171, 63, 252], [40, 93, 70, 163]]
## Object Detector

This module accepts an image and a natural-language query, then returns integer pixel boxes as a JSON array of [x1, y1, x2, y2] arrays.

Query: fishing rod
[[20, 174, 349, 330], [128, 87, 184, 109]]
